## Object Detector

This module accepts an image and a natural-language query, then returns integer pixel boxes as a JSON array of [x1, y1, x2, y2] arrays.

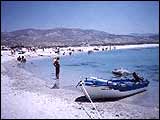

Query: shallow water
[[23, 47, 159, 108]]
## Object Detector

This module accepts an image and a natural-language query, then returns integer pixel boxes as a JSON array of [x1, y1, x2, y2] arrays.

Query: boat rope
[[76, 81, 94, 119], [81, 83, 102, 119], [76, 102, 93, 119]]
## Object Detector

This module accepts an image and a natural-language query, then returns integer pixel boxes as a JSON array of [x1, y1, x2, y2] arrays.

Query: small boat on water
[[112, 68, 132, 76], [77, 76, 149, 99]]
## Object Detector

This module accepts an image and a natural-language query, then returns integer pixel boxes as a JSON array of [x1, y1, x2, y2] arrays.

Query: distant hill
[[129, 33, 159, 37], [1, 28, 159, 47]]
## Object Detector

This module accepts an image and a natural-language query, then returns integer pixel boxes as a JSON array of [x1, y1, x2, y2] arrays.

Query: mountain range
[[1, 28, 159, 47]]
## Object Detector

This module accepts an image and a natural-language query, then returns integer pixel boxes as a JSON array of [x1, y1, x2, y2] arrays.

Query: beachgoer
[[11, 49, 14, 55], [21, 56, 26, 63], [17, 56, 21, 62], [53, 57, 60, 79], [69, 52, 72, 56], [132, 72, 143, 82], [52, 57, 60, 89]]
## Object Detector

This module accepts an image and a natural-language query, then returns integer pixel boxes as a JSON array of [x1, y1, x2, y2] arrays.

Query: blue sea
[[23, 47, 159, 108]]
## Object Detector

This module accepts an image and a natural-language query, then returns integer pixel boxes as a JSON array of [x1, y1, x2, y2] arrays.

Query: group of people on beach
[[17, 56, 26, 63]]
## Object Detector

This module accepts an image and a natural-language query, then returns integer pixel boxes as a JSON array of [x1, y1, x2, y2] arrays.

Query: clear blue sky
[[1, 1, 159, 34]]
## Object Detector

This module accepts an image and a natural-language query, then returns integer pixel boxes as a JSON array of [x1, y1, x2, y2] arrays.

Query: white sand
[[1, 44, 159, 119]]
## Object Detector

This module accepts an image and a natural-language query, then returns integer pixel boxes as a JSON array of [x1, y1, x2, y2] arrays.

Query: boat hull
[[80, 85, 147, 99]]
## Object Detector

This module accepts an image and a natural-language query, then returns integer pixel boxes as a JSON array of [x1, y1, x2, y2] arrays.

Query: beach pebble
[[120, 113, 123, 116], [115, 114, 119, 117], [91, 107, 95, 110], [79, 107, 82, 110], [74, 115, 79, 117], [90, 111, 95, 114]]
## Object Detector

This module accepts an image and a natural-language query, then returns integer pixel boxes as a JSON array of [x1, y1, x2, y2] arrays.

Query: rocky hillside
[[1, 28, 159, 47]]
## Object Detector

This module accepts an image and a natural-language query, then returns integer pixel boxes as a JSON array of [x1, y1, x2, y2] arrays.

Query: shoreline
[[1, 43, 159, 63], [1, 43, 159, 119]]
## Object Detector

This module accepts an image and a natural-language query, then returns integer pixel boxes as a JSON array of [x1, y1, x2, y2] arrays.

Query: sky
[[1, 1, 159, 34]]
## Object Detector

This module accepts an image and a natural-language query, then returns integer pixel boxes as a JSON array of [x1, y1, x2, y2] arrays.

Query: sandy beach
[[1, 44, 159, 119]]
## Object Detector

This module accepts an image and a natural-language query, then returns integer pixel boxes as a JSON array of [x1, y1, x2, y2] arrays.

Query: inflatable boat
[[77, 77, 149, 99]]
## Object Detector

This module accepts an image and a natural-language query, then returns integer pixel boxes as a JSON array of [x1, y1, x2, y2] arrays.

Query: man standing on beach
[[52, 57, 60, 89], [53, 57, 60, 79]]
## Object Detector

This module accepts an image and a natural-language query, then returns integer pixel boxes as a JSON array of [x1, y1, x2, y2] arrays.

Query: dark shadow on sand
[[75, 90, 146, 102]]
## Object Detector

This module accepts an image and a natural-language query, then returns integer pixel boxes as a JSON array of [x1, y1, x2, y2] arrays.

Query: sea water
[[23, 47, 159, 108]]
